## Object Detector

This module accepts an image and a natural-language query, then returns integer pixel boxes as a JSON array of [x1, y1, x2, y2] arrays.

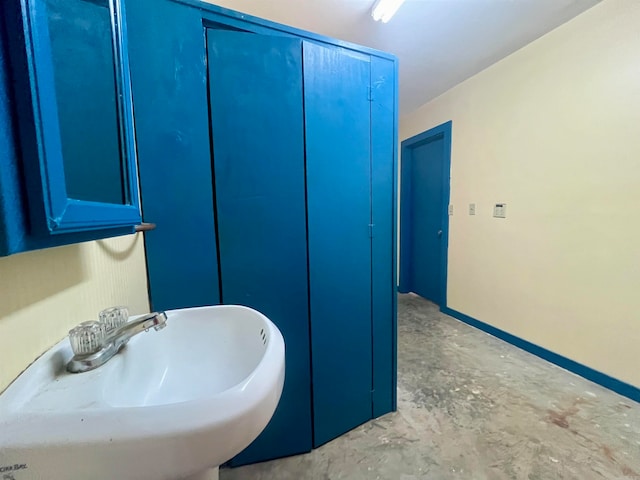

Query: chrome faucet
[[67, 309, 168, 373]]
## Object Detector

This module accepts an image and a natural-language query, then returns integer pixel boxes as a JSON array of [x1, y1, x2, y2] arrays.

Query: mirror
[[45, 0, 126, 205]]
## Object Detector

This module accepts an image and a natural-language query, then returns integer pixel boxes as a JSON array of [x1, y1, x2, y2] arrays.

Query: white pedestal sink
[[0, 305, 285, 480]]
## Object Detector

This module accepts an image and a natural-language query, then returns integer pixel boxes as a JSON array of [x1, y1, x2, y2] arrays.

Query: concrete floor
[[221, 293, 640, 479]]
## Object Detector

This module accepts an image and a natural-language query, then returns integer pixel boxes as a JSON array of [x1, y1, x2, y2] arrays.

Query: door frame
[[399, 120, 452, 307]]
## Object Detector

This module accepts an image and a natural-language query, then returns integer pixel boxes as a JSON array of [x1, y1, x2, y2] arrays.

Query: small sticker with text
[[0, 464, 27, 480]]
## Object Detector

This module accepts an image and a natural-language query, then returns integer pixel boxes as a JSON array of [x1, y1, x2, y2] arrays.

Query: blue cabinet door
[[1, 0, 141, 257], [207, 29, 312, 464], [3, 0, 140, 236], [303, 41, 374, 447]]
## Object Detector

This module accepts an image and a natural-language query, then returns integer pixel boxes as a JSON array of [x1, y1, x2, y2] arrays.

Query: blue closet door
[[129, 1, 220, 311], [303, 41, 373, 447], [370, 56, 397, 416], [207, 30, 312, 464]]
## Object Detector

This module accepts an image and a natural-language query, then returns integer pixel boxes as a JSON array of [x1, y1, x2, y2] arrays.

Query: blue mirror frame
[[5, 0, 140, 235]]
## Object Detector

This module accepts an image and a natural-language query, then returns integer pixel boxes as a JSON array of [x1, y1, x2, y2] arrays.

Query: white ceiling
[[209, 0, 601, 115]]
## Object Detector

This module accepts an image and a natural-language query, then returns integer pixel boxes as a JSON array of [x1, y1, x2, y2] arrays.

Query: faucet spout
[[111, 311, 168, 352], [67, 311, 168, 373]]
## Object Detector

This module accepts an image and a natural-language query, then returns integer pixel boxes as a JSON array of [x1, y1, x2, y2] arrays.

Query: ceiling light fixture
[[371, 0, 406, 23]]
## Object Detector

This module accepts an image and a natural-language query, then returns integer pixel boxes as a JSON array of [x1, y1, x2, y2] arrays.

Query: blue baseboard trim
[[440, 306, 640, 404]]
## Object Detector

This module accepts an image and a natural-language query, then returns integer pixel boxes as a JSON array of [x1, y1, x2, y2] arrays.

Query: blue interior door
[[400, 123, 451, 305], [303, 41, 373, 447], [207, 30, 312, 464]]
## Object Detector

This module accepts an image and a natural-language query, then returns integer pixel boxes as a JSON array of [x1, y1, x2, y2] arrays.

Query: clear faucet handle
[[99, 306, 129, 333], [69, 321, 105, 356]]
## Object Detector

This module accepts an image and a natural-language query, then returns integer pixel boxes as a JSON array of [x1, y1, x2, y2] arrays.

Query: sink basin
[[0, 305, 285, 480]]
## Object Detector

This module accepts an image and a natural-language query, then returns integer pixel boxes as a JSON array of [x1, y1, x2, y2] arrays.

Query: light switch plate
[[448, 204, 454, 216], [493, 203, 507, 218], [469, 203, 476, 215]]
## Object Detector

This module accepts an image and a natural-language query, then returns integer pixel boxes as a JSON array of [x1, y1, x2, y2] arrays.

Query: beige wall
[[401, 0, 640, 386], [0, 235, 149, 392], [203, 0, 329, 33]]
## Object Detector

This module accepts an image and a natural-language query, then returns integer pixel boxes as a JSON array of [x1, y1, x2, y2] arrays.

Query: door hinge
[[368, 223, 375, 238], [48, 215, 62, 230], [367, 86, 373, 102]]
